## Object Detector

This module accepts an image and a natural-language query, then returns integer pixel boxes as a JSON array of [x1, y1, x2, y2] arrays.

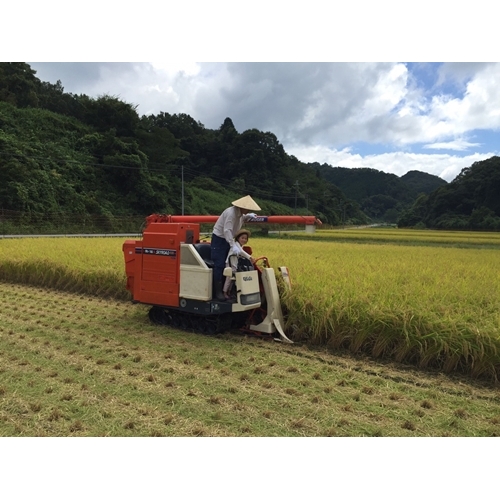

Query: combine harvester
[[123, 213, 320, 343]]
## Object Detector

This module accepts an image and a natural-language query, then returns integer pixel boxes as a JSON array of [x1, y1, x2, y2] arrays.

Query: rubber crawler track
[[148, 306, 234, 335]]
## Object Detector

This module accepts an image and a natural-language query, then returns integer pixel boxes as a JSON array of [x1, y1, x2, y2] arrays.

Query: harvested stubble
[[3, 280, 500, 437]]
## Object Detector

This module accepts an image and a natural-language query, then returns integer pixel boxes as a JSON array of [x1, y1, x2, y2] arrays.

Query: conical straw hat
[[231, 195, 261, 211]]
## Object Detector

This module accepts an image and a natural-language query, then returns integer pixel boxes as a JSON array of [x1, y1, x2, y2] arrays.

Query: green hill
[[311, 164, 447, 223], [400, 170, 447, 195], [398, 156, 500, 230]]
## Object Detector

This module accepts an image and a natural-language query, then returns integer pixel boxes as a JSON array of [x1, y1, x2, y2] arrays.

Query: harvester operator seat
[[194, 243, 214, 268], [236, 257, 254, 272]]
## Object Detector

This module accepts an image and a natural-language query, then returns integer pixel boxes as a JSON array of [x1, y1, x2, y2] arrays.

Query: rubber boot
[[214, 280, 226, 302]]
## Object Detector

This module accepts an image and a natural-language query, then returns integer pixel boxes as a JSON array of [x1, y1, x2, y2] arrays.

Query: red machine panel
[[123, 222, 200, 307]]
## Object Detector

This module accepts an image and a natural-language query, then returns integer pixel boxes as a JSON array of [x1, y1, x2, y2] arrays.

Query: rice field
[[279, 227, 500, 248], [266, 240, 500, 378], [0, 237, 129, 299], [1, 229, 499, 379]]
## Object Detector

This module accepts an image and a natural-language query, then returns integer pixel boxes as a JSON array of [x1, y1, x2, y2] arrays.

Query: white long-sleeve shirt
[[212, 206, 256, 246]]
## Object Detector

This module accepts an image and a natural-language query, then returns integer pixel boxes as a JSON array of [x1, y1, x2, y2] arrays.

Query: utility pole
[[181, 164, 184, 215]]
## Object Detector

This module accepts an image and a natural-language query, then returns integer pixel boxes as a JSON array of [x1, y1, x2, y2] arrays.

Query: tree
[[77, 94, 140, 137], [397, 194, 428, 228], [0, 62, 40, 108]]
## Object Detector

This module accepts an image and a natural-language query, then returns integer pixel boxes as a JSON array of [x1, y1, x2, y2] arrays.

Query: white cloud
[[150, 62, 201, 77], [339, 63, 500, 148], [423, 139, 481, 151], [435, 62, 494, 88], [413, 64, 500, 141], [286, 144, 496, 182]]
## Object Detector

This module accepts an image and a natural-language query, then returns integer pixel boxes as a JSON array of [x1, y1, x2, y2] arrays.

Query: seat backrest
[[194, 243, 214, 268], [237, 257, 254, 272]]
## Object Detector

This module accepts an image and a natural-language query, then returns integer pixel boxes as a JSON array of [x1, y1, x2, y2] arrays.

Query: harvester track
[[148, 305, 233, 335]]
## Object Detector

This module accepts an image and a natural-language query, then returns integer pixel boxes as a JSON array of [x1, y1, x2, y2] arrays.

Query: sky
[[27, 61, 500, 182]]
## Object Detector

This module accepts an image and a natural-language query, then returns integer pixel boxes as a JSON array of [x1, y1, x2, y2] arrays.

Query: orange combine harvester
[[123, 213, 321, 343]]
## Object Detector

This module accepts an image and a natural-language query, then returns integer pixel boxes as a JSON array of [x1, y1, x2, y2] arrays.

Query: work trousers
[[210, 233, 230, 282]]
